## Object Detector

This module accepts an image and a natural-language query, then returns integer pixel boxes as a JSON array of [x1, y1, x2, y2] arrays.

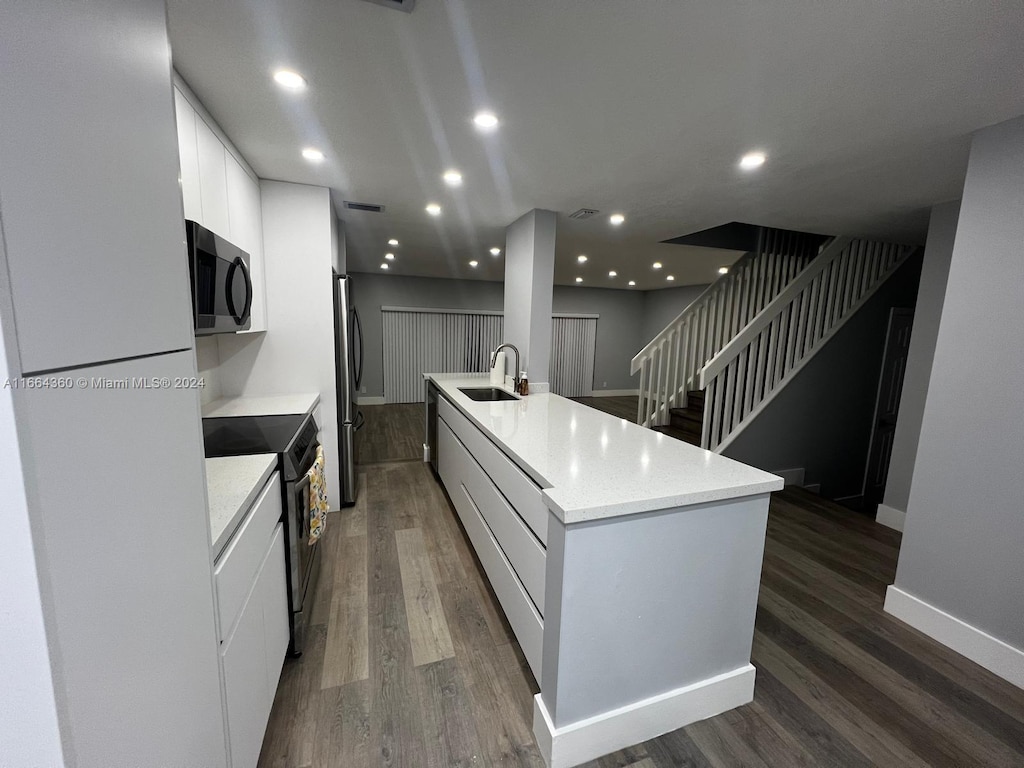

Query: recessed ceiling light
[[380, 263, 389, 270], [490, 247, 501, 256], [469, 260, 479, 268], [608, 270, 617, 277], [301, 147, 325, 162], [388, 238, 399, 247], [473, 111, 499, 131], [443, 169, 463, 187], [666, 275, 675, 281], [609, 213, 625, 226], [425, 203, 442, 216], [739, 151, 766, 170], [718, 266, 729, 274], [577, 254, 588, 263], [652, 262, 662, 270], [628, 280, 636, 287], [575, 277, 583, 283], [384, 253, 395, 260], [273, 69, 307, 90]]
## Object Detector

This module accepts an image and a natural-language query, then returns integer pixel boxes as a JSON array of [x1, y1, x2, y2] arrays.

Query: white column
[[503, 209, 557, 388]]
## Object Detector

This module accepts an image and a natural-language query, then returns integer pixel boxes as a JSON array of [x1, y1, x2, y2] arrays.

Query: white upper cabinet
[[226, 158, 268, 332], [0, 0, 196, 373], [195, 117, 231, 238], [173, 82, 267, 333], [174, 89, 203, 224]]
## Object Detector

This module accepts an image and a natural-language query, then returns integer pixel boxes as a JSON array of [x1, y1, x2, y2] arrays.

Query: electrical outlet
[[361, 386, 366, 394], [602, 381, 607, 387]]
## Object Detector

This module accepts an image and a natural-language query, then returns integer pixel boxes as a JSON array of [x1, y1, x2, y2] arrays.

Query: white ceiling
[[166, 0, 1024, 290]]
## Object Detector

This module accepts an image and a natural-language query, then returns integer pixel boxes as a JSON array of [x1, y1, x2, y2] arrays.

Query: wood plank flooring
[[258, 405, 1024, 768]]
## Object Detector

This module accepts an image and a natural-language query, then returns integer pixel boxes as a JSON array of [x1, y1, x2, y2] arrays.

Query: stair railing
[[697, 237, 917, 451], [631, 228, 822, 427]]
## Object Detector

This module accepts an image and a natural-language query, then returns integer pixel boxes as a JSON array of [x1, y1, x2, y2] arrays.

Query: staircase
[[651, 389, 704, 445], [632, 229, 917, 452]]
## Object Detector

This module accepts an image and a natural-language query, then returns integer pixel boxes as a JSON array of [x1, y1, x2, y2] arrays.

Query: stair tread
[[651, 425, 702, 447]]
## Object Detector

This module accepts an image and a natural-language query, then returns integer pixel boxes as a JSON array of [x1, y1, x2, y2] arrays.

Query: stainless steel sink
[[459, 387, 518, 402]]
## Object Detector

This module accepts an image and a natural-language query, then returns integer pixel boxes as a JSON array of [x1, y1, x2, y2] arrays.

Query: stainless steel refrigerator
[[333, 271, 364, 506]]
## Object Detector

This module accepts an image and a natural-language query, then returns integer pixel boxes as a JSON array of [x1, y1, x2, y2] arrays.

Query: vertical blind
[[549, 315, 598, 398], [381, 308, 598, 403]]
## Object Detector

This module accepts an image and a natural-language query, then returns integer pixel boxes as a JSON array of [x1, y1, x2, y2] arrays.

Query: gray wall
[[881, 200, 959, 515], [641, 284, 710, 343], [350, 273, 505, 400], [351, 273, 651, 398], [724, 252, 923, 498], [893, 116, 1024, 650], [552, 286, 646, 390]]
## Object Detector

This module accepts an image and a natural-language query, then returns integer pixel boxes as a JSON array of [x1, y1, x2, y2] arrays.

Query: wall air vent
[[568, 208, 600, 220], [359, 0, 416, 13], [343, 201, 385, 213]]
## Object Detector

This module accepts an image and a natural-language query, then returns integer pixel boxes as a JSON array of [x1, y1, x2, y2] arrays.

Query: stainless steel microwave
[[185, 220, 252, 335]]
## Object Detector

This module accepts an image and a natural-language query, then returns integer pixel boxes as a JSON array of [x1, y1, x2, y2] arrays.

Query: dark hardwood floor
[[569, 395, 638, 422], [356, 403, 425, 464], [258, 403, 1024, 767]]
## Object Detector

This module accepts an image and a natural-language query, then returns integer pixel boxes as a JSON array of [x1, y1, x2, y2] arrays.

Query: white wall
[[217, 182, 341, 508], [195, 337, 224, 406], [880, 200, 959, 520], [891, 115, 1024, 659]]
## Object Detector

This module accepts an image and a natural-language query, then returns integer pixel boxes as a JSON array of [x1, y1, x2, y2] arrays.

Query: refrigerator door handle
[[354, 410, 365, 431], [351, 306, 363, 391]]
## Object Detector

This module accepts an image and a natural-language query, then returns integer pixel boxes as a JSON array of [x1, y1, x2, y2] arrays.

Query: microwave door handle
[[225, 257, 252, 326]]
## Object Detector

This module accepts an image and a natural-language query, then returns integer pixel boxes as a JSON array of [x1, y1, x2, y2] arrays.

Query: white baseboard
[[589, 389, 640, 397], [875, 503, 906, 532], [803, 483, 822, 494], [356, 395, 385, 405], [532, 664, 755, 768], [884, 586, 1024, 690], [772, 468, 805, 487]]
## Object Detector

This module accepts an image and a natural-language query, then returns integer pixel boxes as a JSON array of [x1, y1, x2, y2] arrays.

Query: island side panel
[[540, 493, 770, 729]]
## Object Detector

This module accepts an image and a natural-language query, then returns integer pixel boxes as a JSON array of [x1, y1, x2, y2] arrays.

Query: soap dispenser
[[518, 371, 529, 396]]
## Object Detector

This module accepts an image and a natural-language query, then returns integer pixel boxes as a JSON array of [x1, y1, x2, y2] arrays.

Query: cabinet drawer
[[438, 395, 549, 546], [214, 473, 282, 642], [440, 421, 546, 614], [440, 426, 543, 680]]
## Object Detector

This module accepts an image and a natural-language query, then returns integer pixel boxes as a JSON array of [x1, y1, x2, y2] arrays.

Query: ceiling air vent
[[359, 0, 416, 13], [343, 201, 385, 213], [568, 208, 600, 220]]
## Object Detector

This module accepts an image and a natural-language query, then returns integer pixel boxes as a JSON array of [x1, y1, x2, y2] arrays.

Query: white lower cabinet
[[437, 408, 546, 679], [220, 523, 287, 768]]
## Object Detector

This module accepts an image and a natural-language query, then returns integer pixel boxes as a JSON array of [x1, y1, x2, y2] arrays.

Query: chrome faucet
[[490, 343, 521, 393]]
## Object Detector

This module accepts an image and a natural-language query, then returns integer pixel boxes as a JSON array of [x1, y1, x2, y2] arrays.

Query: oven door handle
[[294, 473, 312, 533]]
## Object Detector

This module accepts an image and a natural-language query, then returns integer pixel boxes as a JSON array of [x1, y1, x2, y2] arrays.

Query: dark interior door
[[864, 308, 915, 511]]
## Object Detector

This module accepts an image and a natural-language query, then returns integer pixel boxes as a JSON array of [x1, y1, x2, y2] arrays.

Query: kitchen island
[[425, 373, 783, 768]]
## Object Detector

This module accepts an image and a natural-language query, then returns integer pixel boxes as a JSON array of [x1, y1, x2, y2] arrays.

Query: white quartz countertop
[[202, 393, 320, 419], [427, 373, 783, 523], [206, 454, 278, 560]]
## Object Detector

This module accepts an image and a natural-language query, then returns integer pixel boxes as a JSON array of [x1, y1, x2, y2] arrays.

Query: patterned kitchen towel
[[308, 444, 329, 544]]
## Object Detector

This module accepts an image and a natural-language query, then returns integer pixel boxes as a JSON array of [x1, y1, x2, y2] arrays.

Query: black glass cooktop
[[202, 414, 308, 458]]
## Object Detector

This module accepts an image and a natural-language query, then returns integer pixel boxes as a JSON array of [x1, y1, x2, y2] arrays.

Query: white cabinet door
[[0, 1, 196, 372], [226, 158, 267, 332], [260, 525, 289, 696], [221, 523, 288, 768], [196, 116, 231, 238], [222, 582, 270, 768], [174, 88, 203, 223], [18, 350, 227, 766]]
